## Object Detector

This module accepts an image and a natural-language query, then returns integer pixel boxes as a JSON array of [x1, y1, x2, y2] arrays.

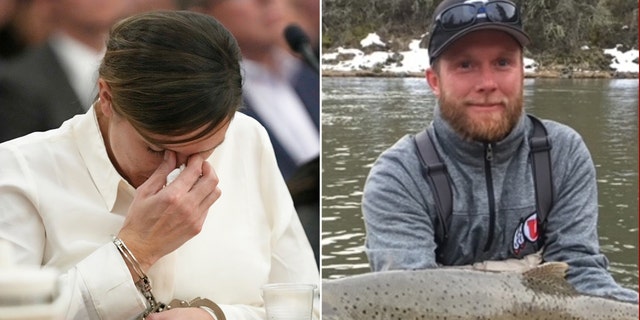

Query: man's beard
[[439, 89, 524, 142]]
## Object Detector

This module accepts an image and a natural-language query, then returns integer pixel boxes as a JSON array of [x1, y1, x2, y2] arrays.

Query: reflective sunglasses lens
[[486, 2, 518, 23], [440, 4, 477, 29]]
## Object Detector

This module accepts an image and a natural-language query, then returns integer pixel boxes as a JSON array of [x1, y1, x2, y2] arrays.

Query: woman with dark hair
[[0, 10, 318, 319]]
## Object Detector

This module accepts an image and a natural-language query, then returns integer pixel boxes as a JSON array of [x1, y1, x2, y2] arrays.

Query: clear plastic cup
[[261, 283, 316, 320]]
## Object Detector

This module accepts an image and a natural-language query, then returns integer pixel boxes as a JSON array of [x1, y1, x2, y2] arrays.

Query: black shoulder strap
[[414, 130, 451, 246], [527, 114, 553, 229]]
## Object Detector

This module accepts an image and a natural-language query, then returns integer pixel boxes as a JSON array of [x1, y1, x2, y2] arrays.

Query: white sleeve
[[66, 242, 147, 319]]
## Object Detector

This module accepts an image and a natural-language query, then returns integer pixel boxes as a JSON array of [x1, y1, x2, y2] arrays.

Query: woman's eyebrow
[[152, 138, 226, 154]]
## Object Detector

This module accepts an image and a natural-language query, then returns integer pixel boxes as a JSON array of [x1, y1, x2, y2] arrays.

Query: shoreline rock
[[321, 69, 638, 79]]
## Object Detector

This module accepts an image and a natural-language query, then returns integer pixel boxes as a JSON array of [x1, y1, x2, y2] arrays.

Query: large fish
[[322, 262, 639, 320]]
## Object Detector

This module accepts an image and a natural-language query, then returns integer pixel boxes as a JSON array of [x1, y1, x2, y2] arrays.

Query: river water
[[321, 77, 639, 291]]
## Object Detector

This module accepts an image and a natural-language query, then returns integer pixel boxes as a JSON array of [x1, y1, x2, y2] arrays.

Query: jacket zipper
[[484, 143, 495, 252]]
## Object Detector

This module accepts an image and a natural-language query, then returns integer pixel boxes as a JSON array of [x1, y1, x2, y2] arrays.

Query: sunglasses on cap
[[435, 0, 521, 31]]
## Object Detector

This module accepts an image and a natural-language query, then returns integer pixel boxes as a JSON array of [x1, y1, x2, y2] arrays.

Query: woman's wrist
[[115, 232, 155, 272], [112, 236, 165, 316], [112, 236, 146, 280]]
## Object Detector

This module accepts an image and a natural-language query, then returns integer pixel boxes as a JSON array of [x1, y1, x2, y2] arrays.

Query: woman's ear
[[97, 79, 114, 117]]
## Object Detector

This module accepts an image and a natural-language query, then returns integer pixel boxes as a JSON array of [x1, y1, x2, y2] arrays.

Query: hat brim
[[429, 23, 531, 62]]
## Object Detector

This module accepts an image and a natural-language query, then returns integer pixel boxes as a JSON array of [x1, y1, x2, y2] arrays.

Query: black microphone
[[284, 24, 319, 73]]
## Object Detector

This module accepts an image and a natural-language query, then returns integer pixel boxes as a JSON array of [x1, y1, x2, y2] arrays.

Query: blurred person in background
[[0, 0, 56, 60], [282, 0, 319, 59], [0, 0, 176, 143], [177, 0, 321, 266], [132, 0, 178, 12]]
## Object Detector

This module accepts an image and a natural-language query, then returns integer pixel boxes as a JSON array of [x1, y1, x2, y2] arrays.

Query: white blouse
[[0, 108, 318, 319]]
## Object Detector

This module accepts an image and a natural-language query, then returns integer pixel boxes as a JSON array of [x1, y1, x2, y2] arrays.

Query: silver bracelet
[[112, 236, 146, 280], [199, 306, 219, 320], [112, 236, 165, 316]]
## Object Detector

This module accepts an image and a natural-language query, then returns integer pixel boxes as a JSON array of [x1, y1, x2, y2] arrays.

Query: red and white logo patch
[[512, 212, 538, 255]]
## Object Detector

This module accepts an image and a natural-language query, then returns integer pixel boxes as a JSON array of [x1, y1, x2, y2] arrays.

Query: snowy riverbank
[[322, 33, 639, 78]]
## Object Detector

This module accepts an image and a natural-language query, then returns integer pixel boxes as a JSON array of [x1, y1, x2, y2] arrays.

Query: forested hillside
[[322, 0, 638, 71]]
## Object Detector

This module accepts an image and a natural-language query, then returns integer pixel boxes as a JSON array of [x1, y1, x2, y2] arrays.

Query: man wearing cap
[[362, 0, 638, 303]]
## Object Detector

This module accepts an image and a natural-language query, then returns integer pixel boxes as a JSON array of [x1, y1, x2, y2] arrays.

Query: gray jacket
[[362, 107, 638, 302]]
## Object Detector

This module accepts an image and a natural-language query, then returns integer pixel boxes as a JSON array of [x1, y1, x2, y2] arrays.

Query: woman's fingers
[[138, 150, 178, 195]]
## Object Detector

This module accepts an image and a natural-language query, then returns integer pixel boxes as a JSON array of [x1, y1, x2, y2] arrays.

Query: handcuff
[[142, 297, 226, 320]]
